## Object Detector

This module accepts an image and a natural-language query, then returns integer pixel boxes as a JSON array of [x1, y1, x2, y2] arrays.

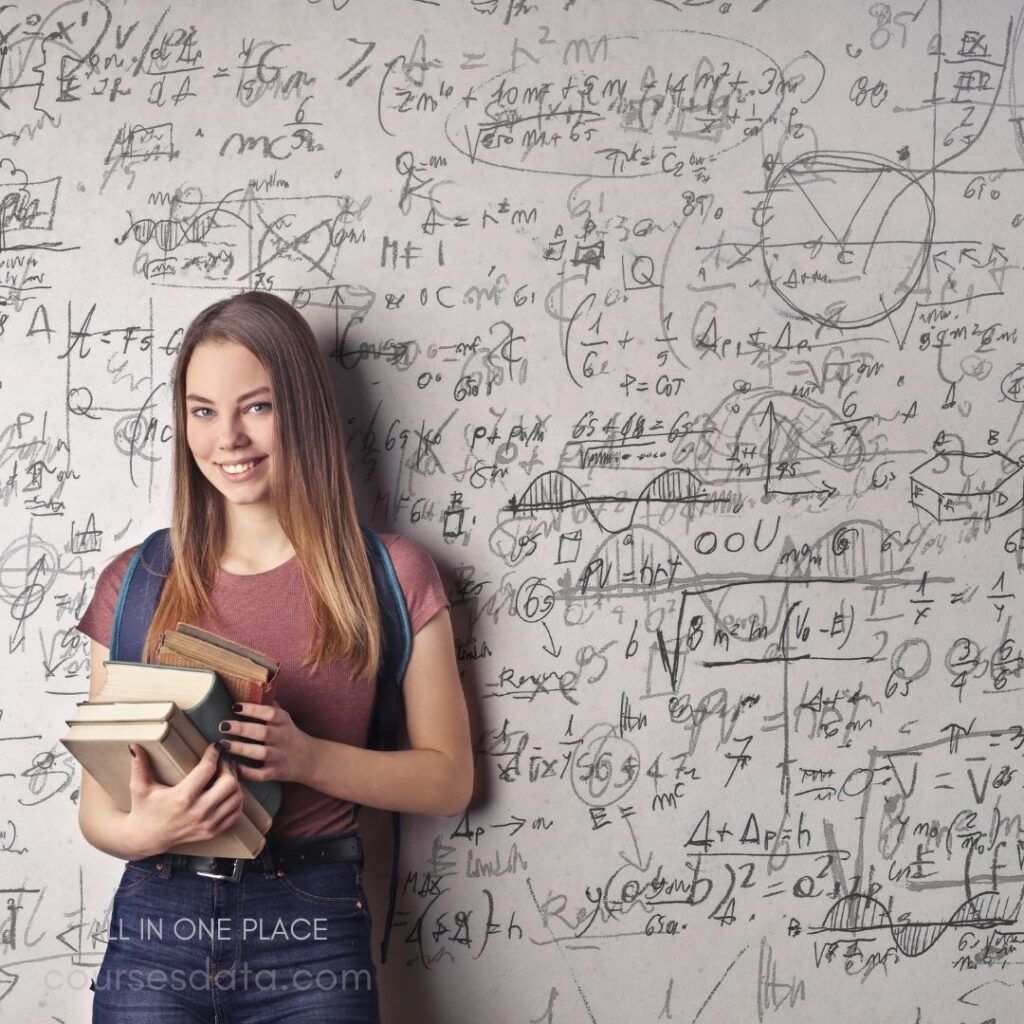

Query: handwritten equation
[[3, 0, 1024, 1021]]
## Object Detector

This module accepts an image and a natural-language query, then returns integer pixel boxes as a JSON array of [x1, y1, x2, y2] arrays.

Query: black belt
[[153, 832, 363, 883]]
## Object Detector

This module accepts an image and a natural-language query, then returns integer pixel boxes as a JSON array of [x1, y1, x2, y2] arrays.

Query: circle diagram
[[760, 151, 934, 329]]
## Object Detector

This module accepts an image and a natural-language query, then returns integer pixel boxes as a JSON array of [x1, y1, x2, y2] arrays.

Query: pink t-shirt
[[75, 531, 450, 841]]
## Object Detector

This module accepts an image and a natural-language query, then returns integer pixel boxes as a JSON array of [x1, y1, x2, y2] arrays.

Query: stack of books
[[61, 623, 281, 858]]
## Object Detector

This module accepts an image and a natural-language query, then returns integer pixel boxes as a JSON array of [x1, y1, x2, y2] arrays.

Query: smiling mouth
[[218, 455, 268, 477]]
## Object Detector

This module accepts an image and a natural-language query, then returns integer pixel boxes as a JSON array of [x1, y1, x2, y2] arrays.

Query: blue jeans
[[91, 830, 381, 1023]]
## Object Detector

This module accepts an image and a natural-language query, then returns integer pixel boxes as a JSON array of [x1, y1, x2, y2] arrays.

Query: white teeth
[[222, 458, 261, 474]]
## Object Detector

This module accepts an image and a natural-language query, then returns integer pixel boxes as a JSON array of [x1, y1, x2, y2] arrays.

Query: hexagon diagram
[[910, 451, 1024, 522]]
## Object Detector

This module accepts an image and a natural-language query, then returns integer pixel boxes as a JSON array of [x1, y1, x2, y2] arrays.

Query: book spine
[[167, 707, 272, 833], [161, 722, 265, 857], [184, 677, 282, 819]]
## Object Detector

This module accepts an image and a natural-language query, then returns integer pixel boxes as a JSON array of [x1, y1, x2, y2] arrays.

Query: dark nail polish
[[218, 739, 231, 751], [129, 745, 137, 758], [232, 703, 243, 712], [219, 721, 231, 732]]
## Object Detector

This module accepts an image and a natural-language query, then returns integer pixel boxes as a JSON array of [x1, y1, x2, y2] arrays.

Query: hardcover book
[[62, 624, 284, 858]]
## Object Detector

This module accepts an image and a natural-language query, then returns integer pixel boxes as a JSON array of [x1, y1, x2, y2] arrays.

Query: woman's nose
[[217, 414, 249, 449]]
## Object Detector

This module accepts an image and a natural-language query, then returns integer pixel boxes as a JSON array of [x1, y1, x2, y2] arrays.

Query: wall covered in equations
[[4, 0, 1024, 1020]]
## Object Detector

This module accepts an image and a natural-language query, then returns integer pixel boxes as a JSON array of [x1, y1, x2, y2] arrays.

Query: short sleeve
[[76, 545, 140, 649], [380, 533, 450, 634]]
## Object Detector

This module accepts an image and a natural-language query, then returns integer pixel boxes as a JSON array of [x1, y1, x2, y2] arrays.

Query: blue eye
[[188, 402, 271, 418]]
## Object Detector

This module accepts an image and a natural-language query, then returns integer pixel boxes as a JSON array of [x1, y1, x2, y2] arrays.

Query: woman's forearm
[[79, 805, 152, 861], [299, 737, 471, 817]]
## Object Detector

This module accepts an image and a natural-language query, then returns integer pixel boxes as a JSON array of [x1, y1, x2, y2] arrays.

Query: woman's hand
[[126, 742, 245, 857], [218, 700, 317, 784]]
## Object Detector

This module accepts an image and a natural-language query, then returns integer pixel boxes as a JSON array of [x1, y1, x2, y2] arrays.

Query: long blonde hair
[[140, 290, 381, 681]]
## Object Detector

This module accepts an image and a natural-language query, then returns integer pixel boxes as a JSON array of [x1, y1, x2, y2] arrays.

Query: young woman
[[76, 290, 473, 1022]]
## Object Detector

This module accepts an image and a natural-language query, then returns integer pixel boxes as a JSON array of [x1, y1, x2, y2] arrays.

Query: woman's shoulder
[[375, 529, 432, 560], [371, 530, 450, 633], [76, 542, 145, 648], [374, 530, 441, 582], [97, 542, 145, 587]]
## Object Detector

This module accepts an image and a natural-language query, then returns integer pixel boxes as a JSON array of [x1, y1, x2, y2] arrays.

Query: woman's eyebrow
[[185, 386, 272, 403]]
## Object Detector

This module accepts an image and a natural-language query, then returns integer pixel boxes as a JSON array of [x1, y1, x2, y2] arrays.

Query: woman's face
[[184, 339, 277, 507]]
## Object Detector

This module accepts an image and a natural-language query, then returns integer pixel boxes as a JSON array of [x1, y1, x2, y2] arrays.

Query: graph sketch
[[5, 0, 1024, 1021]]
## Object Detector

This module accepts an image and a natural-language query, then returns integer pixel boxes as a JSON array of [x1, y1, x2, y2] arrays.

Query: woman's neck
[[220, 508, 296, 573]]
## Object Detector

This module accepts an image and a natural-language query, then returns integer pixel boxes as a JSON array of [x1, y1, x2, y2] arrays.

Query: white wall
[[5, 0, 1024, 1019]]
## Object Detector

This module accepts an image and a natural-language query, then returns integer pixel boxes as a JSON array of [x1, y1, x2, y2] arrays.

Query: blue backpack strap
[[360, 524, 414, 751], [110, 528, 173, 661], [358, 524, 413, 965]]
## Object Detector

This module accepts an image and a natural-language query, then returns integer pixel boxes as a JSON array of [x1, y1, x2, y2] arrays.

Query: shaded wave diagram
[[818, 890, 1019, 957], [506, 468, 707, 532], [773, 518, 905, 580]]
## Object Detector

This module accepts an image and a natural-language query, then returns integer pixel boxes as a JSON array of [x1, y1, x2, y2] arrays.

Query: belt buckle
[[195, 857, 245, 882]]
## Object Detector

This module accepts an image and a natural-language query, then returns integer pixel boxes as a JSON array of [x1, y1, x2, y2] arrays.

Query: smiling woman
[[185, 350, 278, 512], [75, 290, 473, 1024]]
